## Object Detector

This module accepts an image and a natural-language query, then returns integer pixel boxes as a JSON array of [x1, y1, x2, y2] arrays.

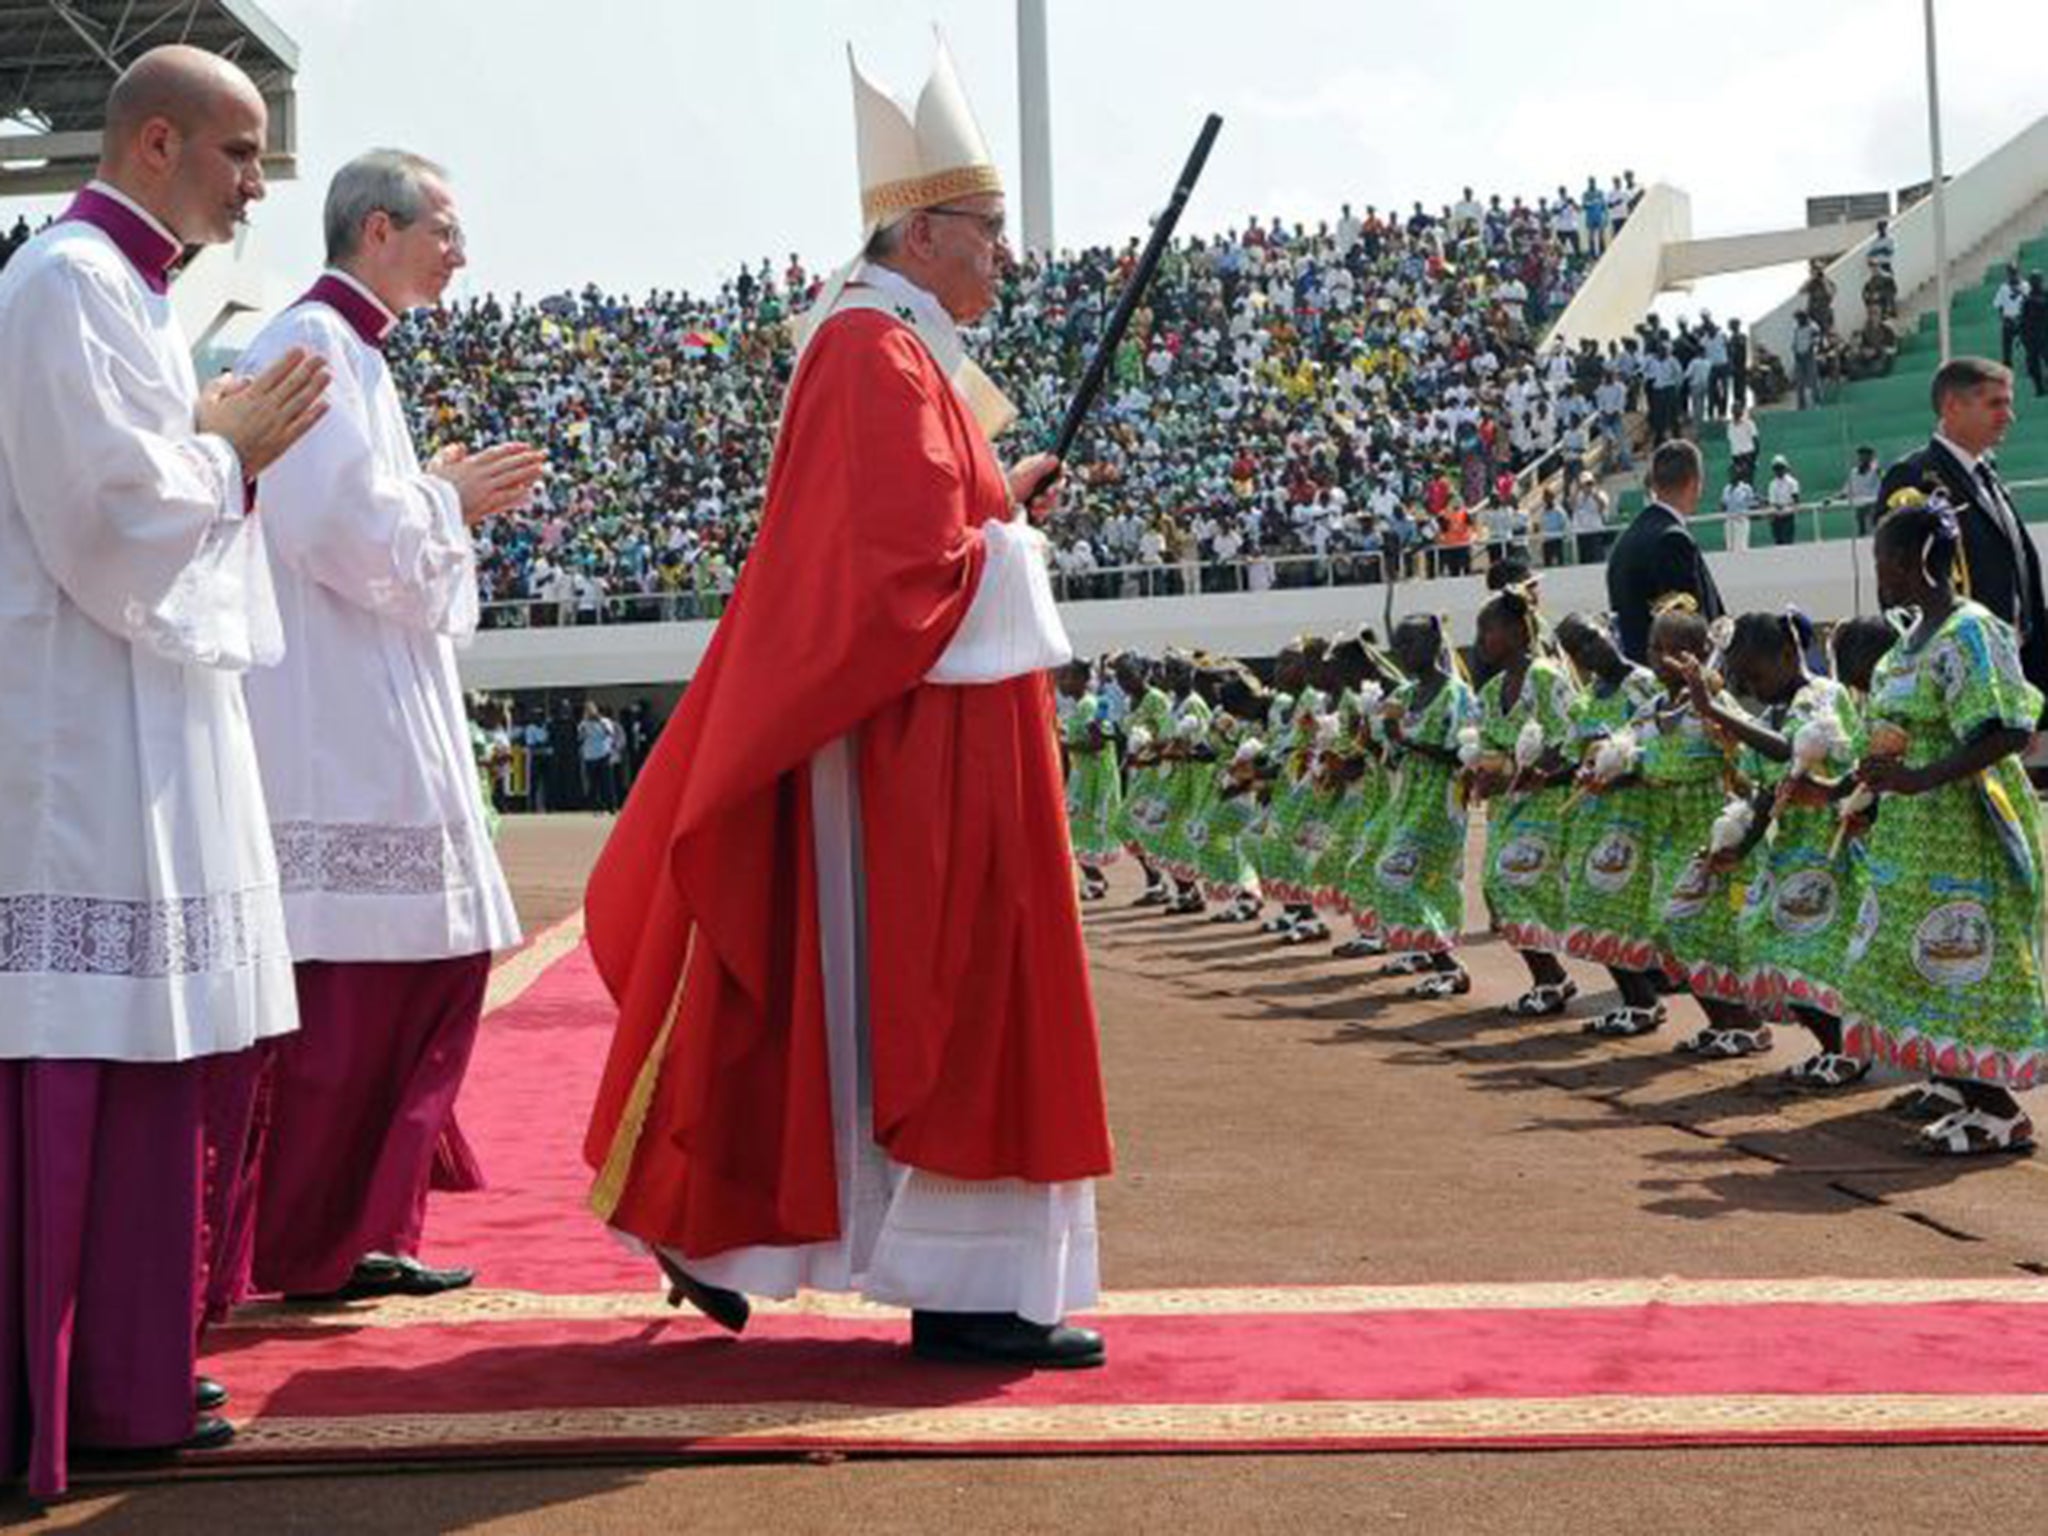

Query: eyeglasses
[[424, 216, 467, 256], [389, 210, 466, 255], [924, 206, 1008, 244]]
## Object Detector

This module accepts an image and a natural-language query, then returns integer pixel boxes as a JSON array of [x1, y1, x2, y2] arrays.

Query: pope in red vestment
[[583, 294, 1113, 1271]]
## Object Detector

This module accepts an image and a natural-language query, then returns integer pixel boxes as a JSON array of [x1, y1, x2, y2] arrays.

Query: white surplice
[[656, 266, 1098, 1325], [237, 274, 520, 962], [0, 207, 295, 1061]]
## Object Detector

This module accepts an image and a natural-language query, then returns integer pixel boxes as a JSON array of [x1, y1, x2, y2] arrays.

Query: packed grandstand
[[383, 174, 1710, 626]]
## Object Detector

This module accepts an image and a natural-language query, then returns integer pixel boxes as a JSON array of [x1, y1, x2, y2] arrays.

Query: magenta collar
[[60, 184, 182, 296], [297, 271, 398, 350]]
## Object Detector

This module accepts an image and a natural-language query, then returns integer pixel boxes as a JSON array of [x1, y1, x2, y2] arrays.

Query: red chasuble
[[584, 308, 1112, 1259]]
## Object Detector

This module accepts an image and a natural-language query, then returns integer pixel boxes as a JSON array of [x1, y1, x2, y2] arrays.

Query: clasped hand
[[196, 347, 330, 480], [428, 442, 550, 527]]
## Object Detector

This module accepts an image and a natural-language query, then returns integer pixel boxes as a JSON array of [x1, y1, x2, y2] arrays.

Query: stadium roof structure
[[0, 0, 298, 197]]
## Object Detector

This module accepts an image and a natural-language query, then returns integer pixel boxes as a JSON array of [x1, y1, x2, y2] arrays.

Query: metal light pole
[[1924, 0, 1952, 362], [1017, 0, 1055, 256]]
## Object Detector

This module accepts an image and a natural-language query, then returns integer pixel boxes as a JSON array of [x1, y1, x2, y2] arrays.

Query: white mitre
[[798, 36, 1017, 438], [852, 37, 1002, 233]]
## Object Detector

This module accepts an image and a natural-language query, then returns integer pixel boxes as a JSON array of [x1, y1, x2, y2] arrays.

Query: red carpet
[[173, 921, 2048, 1469]]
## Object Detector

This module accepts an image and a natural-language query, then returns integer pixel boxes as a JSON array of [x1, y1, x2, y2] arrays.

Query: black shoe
[[287, 1254, 476, 1302], [910, 1310, 1105, 1369], [186, 1415, 236, 1453], [195, 1376, 228, 1412], [654, 1251, 750, 1334], [387, 1256, 475, 1295]]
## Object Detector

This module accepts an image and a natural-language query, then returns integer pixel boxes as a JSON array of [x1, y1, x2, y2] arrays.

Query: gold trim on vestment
[[862, 164, 1003, 227], [586, 927, 693, 1224]]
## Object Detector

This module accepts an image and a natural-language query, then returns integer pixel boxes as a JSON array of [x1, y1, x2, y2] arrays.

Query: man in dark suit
[[1606, 439, 1726, 663], [1876, 356, 2048, 710]]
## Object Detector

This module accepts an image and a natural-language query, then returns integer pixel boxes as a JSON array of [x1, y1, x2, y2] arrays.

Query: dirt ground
[[12, 812, 2046, 1534]]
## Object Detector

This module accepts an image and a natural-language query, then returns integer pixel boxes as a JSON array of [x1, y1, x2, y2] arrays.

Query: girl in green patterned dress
[[1154, 657, 1216, 913], [1271, 678, 1337, 944], [1649, 608, 1773, 1057], [1327, 634, 1409, 950], [1316, 638, 1395, 957], [1840, 502, 2046, 1155], [1191, 695, 1270, 922], [1112, 653, 1177, 907], [1056, 659, 1122, 902], [1681, 614, 1870, 1086], [1252, 641, 1321, 936], [1472, 588, 1582, 1016], [1555, 614, 1667, 1038], [1357, 616, 1479, 999]]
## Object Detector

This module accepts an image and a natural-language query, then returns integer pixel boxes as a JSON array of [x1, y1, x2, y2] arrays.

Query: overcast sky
[[17, 0, 2048, 322]]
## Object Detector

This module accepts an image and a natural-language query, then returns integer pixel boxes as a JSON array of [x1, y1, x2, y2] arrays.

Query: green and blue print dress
[[1642, 690, 1756, 1005], [1311, 689, 1391, 913], [1560, 665, 1663, 972], [1478, 659, 1578, 954], [1737, 677, 1863, 1021], [1243, 689, 1297, 896], [1260, 688, 1331, 904], [1190, 751, 1266, 902], [1116, 686, 1178, 861], [1353, 676, 1477, 954], [1060, 691, 1124, 867], [1841, 602, 2048, 1087], [1155, 692, 1217, 881]]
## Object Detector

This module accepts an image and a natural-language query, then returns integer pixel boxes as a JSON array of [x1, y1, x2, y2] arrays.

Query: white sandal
[[1408, 968, 1472, 1000], [1678, 1025, 1774, 1058], [1505, 981, 1578, 1018], [1584, 1005, 1665, 1038], [1376, 953, 1438, 978], [1918, 1106, 2035, 1157], [1889, 1083, 1968, 1122], [1784, 1053, 1870, 1089]]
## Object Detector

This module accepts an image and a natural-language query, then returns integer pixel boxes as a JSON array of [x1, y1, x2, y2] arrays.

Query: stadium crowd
[[385, 174, 1660, 624]]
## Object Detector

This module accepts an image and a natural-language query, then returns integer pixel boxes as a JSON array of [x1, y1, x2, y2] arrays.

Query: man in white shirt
[[1726, 402, 1760, 484], [1720, 471, 1756, 553], [238, 151, 543, 1303], [1994, 264, 2027, 368], [1765, 456, 1802, 547], [0, 46, 329, 1494]]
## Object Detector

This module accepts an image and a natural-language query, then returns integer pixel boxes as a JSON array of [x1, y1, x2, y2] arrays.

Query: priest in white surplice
[[0, 46, 330, 1497], [238, 151, 543, 1303]]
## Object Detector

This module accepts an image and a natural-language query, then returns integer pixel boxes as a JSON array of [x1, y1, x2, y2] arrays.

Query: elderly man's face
[[908, 192, 1009, 323], [386, 173, 467, 308]]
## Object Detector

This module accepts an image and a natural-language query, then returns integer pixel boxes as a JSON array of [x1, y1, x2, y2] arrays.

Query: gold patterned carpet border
[[220, 1275, 2048, 1332], [218, 1393, 2048, 1456]]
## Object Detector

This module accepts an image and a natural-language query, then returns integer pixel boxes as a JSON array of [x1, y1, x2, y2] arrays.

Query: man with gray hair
[[0, 44, 328, 1495], [235, 149, 546, 1305]]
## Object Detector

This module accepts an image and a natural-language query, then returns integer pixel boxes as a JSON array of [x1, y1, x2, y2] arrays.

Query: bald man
[[0, 45, 326, 1497]]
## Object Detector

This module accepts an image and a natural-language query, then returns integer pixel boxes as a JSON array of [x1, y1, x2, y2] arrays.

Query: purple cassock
[[253, 955, 491, 1294], [226, 259, 522, 1299], [0, 183, 299, 1500]]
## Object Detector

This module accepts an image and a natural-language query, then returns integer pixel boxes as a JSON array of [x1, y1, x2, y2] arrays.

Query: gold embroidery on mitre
[[863, 164, 1004, 227]]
